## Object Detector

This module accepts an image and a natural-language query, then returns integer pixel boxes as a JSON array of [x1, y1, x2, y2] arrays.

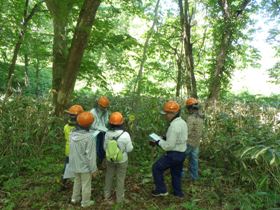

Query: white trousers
[[72, 172, 92, 206]]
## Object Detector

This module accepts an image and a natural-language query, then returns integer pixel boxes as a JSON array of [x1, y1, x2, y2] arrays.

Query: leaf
[[240, 146, 257, 158], [270, 153, 276, 165], [252, 146, 270, 159], [241, 161, 247, 170]]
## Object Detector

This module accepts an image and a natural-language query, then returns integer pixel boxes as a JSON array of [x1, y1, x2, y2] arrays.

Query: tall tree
[[45, 0, 75, 105], [6, 0, 42, 95], [134, 0, 161, 97], [55, 0, 101, 114], [178, 0, 197, 98], [206, 0, 251, 107]]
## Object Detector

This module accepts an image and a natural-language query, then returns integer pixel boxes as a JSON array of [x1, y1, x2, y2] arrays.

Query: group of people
[[61, 96, 204, 208]]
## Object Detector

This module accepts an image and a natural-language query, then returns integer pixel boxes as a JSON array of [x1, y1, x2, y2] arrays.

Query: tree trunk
[[134, 0, 161, 97], [206, 0, 251, 107], [35, 58, 40, 97], [55, 0, 101, 115], [178, 0, 197, 98], [51, 16, 69, 105], [24, 54, 29, 87], [175, 48, 183, 97], [45, 0, 74, 105], [6, 0, 41, 89], [207, 31, 231, 106]]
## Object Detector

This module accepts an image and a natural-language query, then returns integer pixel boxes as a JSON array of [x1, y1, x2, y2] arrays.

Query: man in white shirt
[[150, 100, 188, 198], [90, 96, 110, 167]]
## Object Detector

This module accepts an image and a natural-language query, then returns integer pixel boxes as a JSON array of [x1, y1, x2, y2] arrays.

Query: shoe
[[151, 190, 168, 197], [81, 200, 95, 208], [71, 199, 80, 205], [59, 185, 67, 192], [173, 193, 184, 198], [104, 198, 114, 205]]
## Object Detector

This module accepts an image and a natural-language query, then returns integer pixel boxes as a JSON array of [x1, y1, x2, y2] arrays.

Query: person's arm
[[64, 124, 69, 140], [103, 133, 109, 150], [125, 133, 133, 153], [187, 117, 195, 139], [85, 139, 96, 172], [158, 125, 178, 151]]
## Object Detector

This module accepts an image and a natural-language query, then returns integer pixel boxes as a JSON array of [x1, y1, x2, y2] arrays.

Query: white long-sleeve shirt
[[158, 117, 188, 152], [104, 130, 133, 163], [90, 107, 109, 131]]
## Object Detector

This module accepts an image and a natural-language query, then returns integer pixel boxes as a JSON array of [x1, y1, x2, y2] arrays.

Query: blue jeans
[[152, 151, 185, 197], [185, 144, 199, 180], [96, 132, 105, 164]]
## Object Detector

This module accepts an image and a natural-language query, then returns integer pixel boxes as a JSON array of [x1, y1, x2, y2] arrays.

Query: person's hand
[[92, 170, 99, 178], [149, 140, 159, 147]]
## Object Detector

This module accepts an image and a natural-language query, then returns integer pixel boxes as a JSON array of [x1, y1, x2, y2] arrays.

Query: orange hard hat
[[109, 112, 124, 125], [65, 105, 84, 115], [77, 112, 94, 128], [161, 101, 180, 114], [185, 97, 198, 106], [98, 96, 110, 108]]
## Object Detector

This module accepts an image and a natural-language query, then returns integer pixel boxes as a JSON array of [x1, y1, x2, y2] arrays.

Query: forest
[[0, 0, 279, 209]]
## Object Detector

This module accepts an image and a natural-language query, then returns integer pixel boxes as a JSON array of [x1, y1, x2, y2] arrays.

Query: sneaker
[[81, 200, 95, 208], [71, 199, 80, 205], [104, 198, 114, 205], [151, 190, 169, 197], [173, 193, 184, 198]]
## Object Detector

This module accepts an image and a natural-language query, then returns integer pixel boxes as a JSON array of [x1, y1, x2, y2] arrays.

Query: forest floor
[[1, 149, 279, 210]]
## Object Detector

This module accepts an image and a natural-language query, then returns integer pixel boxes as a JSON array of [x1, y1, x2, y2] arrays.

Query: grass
[[1, 145, 279, 210], [0, 94, 279, 210]]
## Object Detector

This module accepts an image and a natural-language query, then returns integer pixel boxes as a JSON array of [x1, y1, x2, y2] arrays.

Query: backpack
[[106, 131, 124, 162]]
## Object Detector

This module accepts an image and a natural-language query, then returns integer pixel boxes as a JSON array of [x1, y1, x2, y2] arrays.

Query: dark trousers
[[62, 156, 69, 184], [152, 151, 185, 197], [96, 131, 106, 164]]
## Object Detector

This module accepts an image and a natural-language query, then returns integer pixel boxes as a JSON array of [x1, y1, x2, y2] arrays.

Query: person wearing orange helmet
[[69, 111, 97, 208], [103, 112, 133, 204], [184, 97, 204, 181], [150, 100, 188, 198], [61, 105, 84, 190], [90, 96, 110, 168]]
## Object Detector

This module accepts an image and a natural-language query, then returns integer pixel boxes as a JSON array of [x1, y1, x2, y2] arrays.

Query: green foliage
[[268, 62, 280, 84], [202, 95, 280, 194], [0, 62, 52, 96], [0, 96, 62, 185], [1, 94, 280, 209]]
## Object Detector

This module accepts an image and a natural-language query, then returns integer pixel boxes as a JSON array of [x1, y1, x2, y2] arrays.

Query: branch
[[23, 0, 44, 27], [218, 0, 230, 18], [236, 0, 251, 17], [23, 0, 29, 20]]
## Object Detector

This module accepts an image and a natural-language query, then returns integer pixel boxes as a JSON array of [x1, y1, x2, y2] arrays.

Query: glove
[[149, 140, 159, 147]]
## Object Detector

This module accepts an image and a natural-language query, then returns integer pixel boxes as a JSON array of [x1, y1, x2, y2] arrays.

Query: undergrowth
[[0, 94, 279, 209]]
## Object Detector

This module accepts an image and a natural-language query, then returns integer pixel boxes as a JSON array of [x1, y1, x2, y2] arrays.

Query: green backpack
[[106, 131, 124, 162]]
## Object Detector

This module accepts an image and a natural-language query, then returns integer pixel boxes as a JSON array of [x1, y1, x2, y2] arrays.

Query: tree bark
[[206, 0, 251, 107], [55, 0, 101, 115], [175, 48, 183, 97], [35, 58, 40, 97], [178, 0, 197, 98], [6, 0, 42, 89], [24, 54, 29, 87], [207, 31, 231, 105], [134, 0, 161, 97], [45, 0, 74, 105]]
